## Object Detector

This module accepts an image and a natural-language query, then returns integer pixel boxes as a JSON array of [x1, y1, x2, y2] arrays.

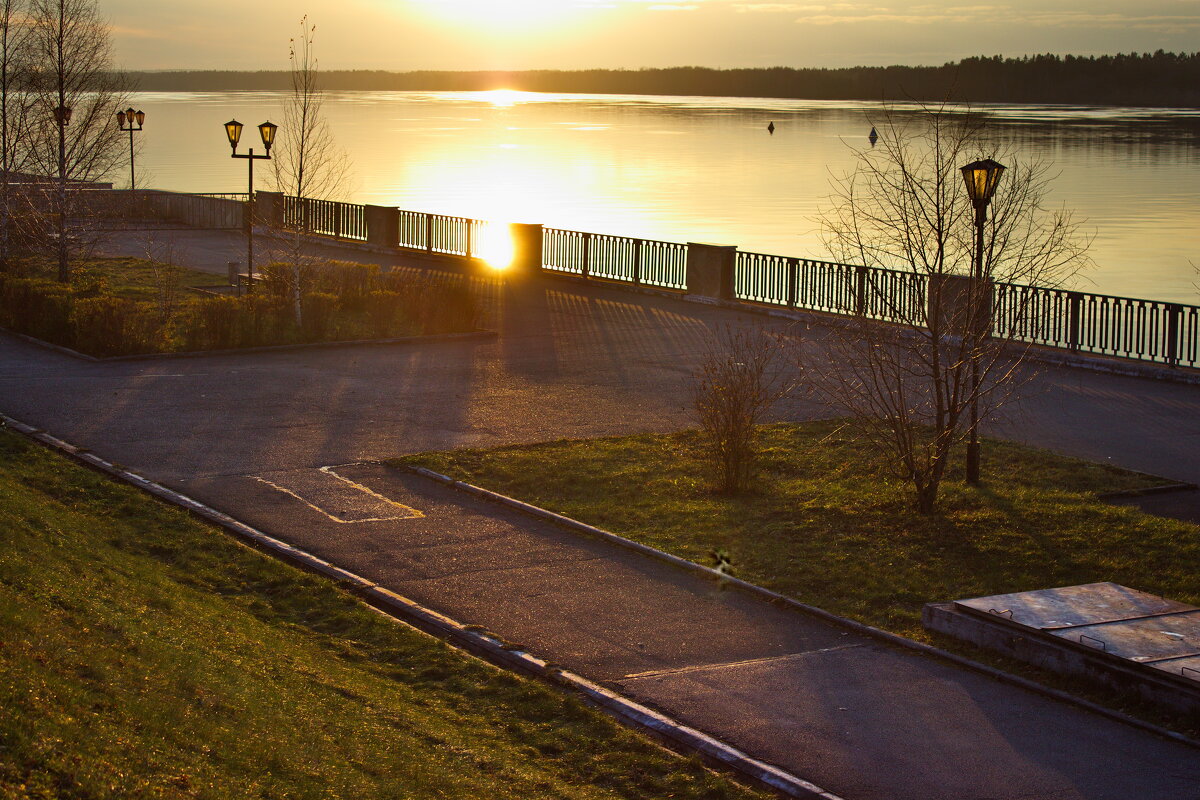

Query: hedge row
[[0, 262, 481, 357]]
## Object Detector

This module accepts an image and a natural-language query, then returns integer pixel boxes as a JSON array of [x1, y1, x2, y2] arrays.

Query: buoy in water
[[869, 126, 878, 146], [767, 121, 775, 135]]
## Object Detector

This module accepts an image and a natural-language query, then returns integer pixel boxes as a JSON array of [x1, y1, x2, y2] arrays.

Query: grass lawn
[[54, 255, 229, 298], [397, 420, 1200, 730], [0, 428, 766, 800]]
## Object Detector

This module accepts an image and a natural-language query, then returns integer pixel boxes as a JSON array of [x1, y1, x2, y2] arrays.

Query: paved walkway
[[4, 226, 1200, 798]]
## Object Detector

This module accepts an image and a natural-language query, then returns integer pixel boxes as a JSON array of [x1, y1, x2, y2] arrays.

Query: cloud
[[733, 3, 815, 10], [787, 3, 1200, 30], [647, 3, 700, 8]]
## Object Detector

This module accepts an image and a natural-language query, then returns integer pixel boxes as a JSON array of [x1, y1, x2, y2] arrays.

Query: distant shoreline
[[126, 53, 1200, 109]]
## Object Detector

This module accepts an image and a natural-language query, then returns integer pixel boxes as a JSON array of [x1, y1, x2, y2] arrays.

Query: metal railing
[[995, 283, 1200, 368], [195, 192, 249, 201], [542, 228, 686, 290], [281, 196, 367, 241], [398, 209, 429, 250], [136, 190, 1198, 373], [395, 210, 488, 257], [135, 190, 245, 229], [429, 213, 483, 257], [735, 252, 927, 324]]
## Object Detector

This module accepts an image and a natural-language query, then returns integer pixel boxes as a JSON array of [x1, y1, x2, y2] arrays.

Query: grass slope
[[0, 429, 764, 800]]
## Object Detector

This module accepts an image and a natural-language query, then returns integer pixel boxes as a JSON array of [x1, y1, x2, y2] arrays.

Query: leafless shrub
[[692, 325, 792, 494], [139, 229, 186, 319]]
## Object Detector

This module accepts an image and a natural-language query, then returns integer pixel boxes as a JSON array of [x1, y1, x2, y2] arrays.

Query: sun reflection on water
[[465, 89, 538, 108]]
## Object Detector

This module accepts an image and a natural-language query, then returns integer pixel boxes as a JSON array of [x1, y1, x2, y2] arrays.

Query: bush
[[0, 276, 74, 345], [382, 271, 481, 334], [187, 295, 243, 350], [301, 292, 338, 341], [256, 262, 288, 300], [240, 293, 286, 347], [318, 260, 379, 310], [365, 290, 401, 337], [72, 297, 158, 357]]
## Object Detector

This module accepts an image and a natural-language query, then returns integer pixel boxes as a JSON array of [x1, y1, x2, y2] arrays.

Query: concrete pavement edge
[[0, 412, 843, 800]]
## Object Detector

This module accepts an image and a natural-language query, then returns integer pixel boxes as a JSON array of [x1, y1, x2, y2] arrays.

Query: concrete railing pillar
[[509, 223, 544, 276], [255, 191, 284, 227], [365, 205, 400, 248], [686, 242, 737, 301], [928, 273, 993, 336]]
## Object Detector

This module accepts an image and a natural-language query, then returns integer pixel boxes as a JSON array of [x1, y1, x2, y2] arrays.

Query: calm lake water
[[131, 90, 1200, 303]]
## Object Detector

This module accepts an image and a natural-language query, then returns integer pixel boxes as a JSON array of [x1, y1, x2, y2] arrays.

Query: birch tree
[[271, 15, 349, 324]]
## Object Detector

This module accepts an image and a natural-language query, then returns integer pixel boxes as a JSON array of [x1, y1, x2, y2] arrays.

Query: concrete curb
[[404, 465, 1200, 752], [0, 328, 497, 363], [1097, 482, 1198, 500], [0, 413, 842, 800]]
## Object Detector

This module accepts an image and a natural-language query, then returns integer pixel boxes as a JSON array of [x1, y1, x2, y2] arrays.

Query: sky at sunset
[[109, 0, 1197, 72]]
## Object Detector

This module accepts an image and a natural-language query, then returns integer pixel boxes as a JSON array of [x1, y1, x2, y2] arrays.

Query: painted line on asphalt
[[0, 413, 843, 800], [251, 464, 423, 524], [622, 645, 866, 681]]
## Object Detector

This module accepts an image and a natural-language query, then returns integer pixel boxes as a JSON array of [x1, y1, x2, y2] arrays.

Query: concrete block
[[364, 205, 400, 248], [686, 242, 736, 301], [509, 223, 544, 277]]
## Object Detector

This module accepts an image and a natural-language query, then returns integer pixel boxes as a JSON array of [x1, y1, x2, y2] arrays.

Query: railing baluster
[[1167, 303, 1181, 367]]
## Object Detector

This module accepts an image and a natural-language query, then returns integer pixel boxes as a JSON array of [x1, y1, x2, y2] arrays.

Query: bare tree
[[269, 15, 349, 324], [805, 104, 1090, 513], [27, 0, 127, 282], [0, 0, 35, 270], [692, 325, 792, 494]]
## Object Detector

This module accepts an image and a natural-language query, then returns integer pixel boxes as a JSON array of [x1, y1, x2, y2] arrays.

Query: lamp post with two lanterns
[[224, 119, 277, 291], [959, 157, 1006, 486], [116, 107, 145, 192]]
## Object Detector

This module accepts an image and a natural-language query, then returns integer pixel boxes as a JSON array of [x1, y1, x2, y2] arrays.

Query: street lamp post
[[959, 158, 1006, 486], [53, 104, 71, 283], [116, 107, 145, 192], [224, 119, 277, 291]]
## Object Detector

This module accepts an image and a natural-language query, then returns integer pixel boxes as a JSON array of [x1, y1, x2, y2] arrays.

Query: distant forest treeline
[[130, 52, 1200, 108]]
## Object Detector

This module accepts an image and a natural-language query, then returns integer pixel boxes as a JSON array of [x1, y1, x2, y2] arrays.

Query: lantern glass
[[960, 158, 1006, 208], [116, 109, 126, 127], [258, 121, 277, 151], [224, 119, 243, 149], [134, 110, 145, 127]]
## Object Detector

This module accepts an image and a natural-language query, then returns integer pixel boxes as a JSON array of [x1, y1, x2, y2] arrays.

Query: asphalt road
[[4, 226, 1200, 798]]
